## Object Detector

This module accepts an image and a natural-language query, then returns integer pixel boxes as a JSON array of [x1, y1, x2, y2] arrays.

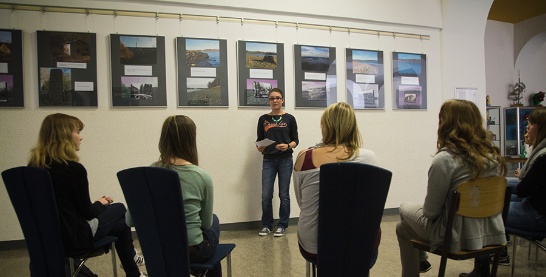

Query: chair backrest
[[317, 163, 392, 277], [455, 176, 508, 218], [117, 166, 191, 277], [442, 176, 510, 253], [1, 166, 65, 277]]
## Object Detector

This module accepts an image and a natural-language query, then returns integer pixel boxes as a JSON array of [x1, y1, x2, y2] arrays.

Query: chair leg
[[312, 263, 316, 277], [306, 261, 310, 277], [490, 253, 500, 277], [111, 244, 117, 277], [438, 256, 448, 277], [511, 236, 518, 277], [227, 252, 232, 277], [69, 258, 75, 276]]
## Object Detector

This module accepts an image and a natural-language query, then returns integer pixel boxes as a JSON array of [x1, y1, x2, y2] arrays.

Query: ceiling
[[488, 0, 546, 23]]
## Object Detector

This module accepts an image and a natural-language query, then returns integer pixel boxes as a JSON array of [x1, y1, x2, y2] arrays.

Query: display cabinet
[[486, 106, 501, 151], [504, 106, 535, 157]]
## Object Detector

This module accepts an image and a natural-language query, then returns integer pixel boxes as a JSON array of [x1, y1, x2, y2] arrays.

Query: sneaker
[[273, 227, 286, 237], [490, 253, 510, 266], [258, 227, 271, 236], [121, 249, 145, 268], [419, 260, 432, 273]]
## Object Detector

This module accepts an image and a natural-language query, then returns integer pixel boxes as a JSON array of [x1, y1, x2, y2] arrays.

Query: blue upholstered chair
[[117, 166, 235, 277], [304, 163, 392, 277], [505, 227, 546, 277], [2, 166, 117, 277]]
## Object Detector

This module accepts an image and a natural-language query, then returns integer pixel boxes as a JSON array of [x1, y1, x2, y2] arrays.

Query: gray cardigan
[[425, 149, 506, 252]]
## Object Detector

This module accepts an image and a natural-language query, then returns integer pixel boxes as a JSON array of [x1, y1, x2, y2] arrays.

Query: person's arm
[[256, 116, 266, 152], [199, 171, 214, 230], [516, 155, 546, 198], [289, 115, 299, 149], [69, 162, 107, 219], [423, 152, 454, 220]]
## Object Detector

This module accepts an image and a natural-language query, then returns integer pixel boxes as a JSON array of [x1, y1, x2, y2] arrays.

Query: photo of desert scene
[[352, 50, 379, 74], [302, 81, 327, 101], [398, 85, 421, 106], [121, 76, 158, 101], [0, 31, 13, 60], [185, 39, 220, 67], [301, 46, 330, 72], [245, 42, 277, 69], [394, 53, 422, 76], [39, 67, 72, 105], [186, 77, 221, 106], [47, 32, 92, 63], [119, 36, 157, 65], [245, 78, 277, 105], [0, 74, 13, 102]]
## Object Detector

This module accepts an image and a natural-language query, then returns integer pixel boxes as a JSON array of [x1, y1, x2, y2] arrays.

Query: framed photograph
[[177, 37, 228, 107], [110, 34, 166, 107], [346, 49, 384, 109], [0, 29, 23, 107], [392, 52, 427, 109], [294, 45, 337, 108], [237, 41, 284, 107], [37, 31, 97, 107]]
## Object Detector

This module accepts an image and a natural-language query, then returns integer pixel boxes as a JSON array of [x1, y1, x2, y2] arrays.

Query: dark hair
[[528, 106, 546, 149], [437, 99, 506, 178], [157, 115, 198, 166], [269, 88, 284, 98]]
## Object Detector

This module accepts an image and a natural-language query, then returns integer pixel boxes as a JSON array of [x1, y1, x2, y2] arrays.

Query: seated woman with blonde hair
[[293, 102, 381, 269]]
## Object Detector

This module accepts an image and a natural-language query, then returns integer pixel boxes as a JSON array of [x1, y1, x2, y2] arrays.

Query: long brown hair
[[320, 102, 362, 160], [437, 99, 506, 178], [28, 113, 84, 168], [157, 115, 199, 166]]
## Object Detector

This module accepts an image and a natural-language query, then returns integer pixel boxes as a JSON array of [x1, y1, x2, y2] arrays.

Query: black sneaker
[[490, 254, 510, 266], [420, 260, 432, 273]]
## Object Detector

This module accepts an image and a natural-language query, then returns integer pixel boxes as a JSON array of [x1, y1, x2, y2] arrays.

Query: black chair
[[410, 176, 511, 277], [117, 166, 235, 277], [1, 166, 117, 277], [304, 163, 392, 277], [505, 227, 546, 277]]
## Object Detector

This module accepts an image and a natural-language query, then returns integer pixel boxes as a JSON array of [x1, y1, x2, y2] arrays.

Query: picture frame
[[346, 48, 384, 109], [237, 40, 285, 107], [0, 29, 23, 107], [37, 31, 97, 107], [110, 34, 167, 107], [392, 51, 427, 110], [294, 45, 337, 108], [177, 37, 228, 107]]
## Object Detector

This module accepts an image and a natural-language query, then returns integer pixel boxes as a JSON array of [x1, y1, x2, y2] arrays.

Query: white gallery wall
[[0, 0, 493, 241]]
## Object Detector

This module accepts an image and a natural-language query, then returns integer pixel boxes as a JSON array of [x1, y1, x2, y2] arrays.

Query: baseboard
[[0, 208, 399, 250]]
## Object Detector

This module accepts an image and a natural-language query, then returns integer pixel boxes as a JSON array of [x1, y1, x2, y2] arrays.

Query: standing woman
[[256, 88, 299, 237], [153, 115, 221, 277], [396, 100, 507, 277], [28, 113, 145, 277]]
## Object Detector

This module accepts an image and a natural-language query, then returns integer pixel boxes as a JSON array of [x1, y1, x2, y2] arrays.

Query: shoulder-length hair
[[157, 115, 199, 166], [437, 99, 506, 178], [528, 106, 546, 149], [320, 102, 362, 160], [28, 113, 84, 168]]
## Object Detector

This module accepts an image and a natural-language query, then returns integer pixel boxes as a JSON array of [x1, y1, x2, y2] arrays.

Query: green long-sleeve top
[[152, 163, 214, 246]]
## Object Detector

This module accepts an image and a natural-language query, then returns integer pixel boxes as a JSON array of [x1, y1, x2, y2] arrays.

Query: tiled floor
[[0, 214, 544, 276]]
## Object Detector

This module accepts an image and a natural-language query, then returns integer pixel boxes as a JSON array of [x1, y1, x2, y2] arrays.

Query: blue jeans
[[261, 157, 293, 229], [506, 198, 546, 232]]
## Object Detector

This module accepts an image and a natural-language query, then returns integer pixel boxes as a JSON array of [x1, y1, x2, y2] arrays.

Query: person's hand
[[257, 146, 265, 152], [98, 196, 114, 205], [276, 143, 290, 151]]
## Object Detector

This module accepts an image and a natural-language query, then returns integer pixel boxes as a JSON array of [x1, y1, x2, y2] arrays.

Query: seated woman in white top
[[292, 102, 380, 270]]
